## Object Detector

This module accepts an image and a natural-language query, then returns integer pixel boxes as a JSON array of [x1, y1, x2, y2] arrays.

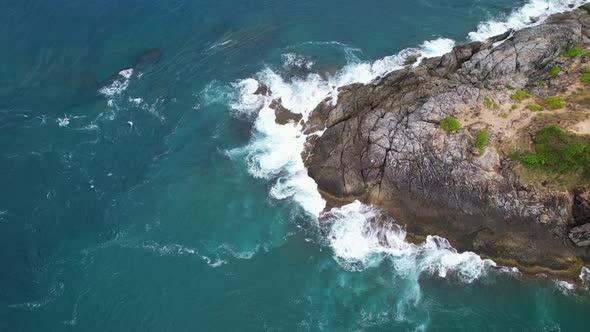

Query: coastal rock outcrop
[[302, 5, 590, 274], [570, 223, 590, 247]]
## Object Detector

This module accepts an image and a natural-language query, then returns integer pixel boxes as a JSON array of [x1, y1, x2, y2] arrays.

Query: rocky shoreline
[[249, 4, 590, 278], [295, 5, 590, 278]]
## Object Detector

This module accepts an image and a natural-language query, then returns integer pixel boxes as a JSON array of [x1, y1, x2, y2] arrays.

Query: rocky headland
[[263, 5, 590, 278]]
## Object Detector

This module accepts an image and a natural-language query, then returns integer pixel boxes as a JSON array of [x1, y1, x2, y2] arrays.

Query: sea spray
[[324, 201, 494, 325], [581, 267, 590, 287], [227, 35, 456, 218], [227, 0, 589, 284], [227, 98, 326, 216], [469, 0, 590, 41], [326, 201, 495, 282]]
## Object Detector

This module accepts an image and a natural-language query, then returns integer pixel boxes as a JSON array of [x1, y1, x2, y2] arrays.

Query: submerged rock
[[135, 48, 162, 68]]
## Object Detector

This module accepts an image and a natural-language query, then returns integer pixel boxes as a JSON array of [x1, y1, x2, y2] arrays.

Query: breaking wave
[[468, 0, 589, 41], [222, 0, 589, 289], [327, 201, 495, 282]]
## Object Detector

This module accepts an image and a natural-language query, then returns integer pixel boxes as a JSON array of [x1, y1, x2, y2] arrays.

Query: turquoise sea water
[[2, 0, 590, 330]]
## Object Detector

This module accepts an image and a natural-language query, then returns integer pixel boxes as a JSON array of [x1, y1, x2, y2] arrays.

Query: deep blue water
[[2, 0, 590, 331]]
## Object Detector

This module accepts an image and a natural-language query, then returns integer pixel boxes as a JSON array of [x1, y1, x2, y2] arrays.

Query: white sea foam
[[499, 266, 521, 274], [57, 116, 70, 127], [327, 201, 495, 282], [580, 266, 590, 283], [228, 78, 265, 116], [554, 280, 576, 294], [208, 39, 233, 50], [228, 96, 326, 216], [228, 0, 588, 282], [468, 0, 589, 41], [128, 97, 143, 105], [99, 69, 133, 97], [57, 115, 85, 127], [227, 35, 455, 217], [118, 68, 133, 79], [96, 68, 136, 123], [141, 242, 227, 268], [282, 53, 314, 70]]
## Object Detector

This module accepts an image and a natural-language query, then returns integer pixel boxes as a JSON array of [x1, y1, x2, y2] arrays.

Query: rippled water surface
[[2, 0, 590, 331]]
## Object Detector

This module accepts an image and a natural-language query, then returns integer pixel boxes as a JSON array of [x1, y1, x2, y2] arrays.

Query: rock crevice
[[302, 5, 590, 274]]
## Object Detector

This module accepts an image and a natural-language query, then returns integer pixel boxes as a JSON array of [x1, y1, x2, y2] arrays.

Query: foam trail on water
[[282, 53, 314, 70], [469, 0, 589, 41]]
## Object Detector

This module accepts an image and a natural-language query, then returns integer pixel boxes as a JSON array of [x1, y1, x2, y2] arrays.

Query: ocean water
[[2, 0, 590, 331]]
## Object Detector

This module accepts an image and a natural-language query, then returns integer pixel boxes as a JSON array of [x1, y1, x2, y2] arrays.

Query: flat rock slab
[[569, 223, 590, 247]]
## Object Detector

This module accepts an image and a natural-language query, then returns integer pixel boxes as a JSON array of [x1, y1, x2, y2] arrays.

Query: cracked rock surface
[[303, 5, 590, 274]]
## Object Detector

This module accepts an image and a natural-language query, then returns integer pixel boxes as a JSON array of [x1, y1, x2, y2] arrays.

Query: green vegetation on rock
[[550, 66, 561, 78], [517, 126, 590, 176], [526, 104, 543, 111], [511, 104, 519, 110], [484, 96, 492, 108], [475, 130, 488, 152], [505, 84, 514, 90], [538, 80, 546, 86], [510, 89, 531, 102], [564, 47, 583, 57], [544, 96, 565, 110], [581, 67, 590, 84], [439, 116, 462, 132], [493, 103, 500, 109]]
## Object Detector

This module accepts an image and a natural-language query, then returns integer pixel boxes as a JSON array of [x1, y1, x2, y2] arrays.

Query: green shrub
[[500, 113, 508, 119], [518, 126, 590, 175], [520, 154, 546, 166], [484, 96, 492, 108], [505, 84, 515, 90], [439, 116, 462, 132], [582, 51, 590, 57], [550, 66, 561, 78], [564, 47, 583, 57], [510, 89, 531, 102], [544, 96, 565, 110], [493, 103, 500, 109], [508, 150, 521, 161], [526, 104, 543, 111], [475, 130, 489, 152], [538, 80, 546, 86], [582, 67, 590, 84], [511, 104, 519, 110]]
